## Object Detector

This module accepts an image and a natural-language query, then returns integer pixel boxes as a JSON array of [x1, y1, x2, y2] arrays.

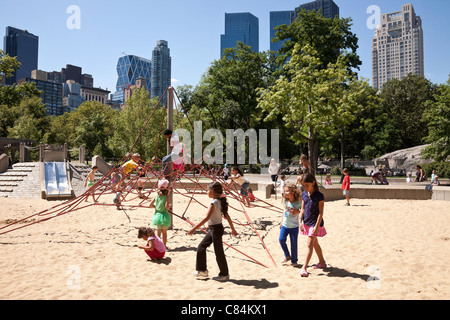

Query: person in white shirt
[[268, 158, 280, 186]]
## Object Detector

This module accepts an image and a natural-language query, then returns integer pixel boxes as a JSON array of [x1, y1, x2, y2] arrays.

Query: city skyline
[[1, 0, 449, 95]]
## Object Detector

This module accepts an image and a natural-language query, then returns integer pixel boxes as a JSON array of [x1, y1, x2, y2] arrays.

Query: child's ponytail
[[208, 182, 229, 218]]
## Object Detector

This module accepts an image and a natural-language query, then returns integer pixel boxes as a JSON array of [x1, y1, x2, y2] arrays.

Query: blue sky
[[1, 0, 449, 94]]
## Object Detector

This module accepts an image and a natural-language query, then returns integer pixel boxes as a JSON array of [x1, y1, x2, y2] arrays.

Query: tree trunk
[[307, 125, 318, 175]]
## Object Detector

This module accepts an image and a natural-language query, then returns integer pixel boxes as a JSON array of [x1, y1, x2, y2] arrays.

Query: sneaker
[[281, 257, 291, 264], [291, 262, 299, 267], [213, 274, 230, 282], [194, 270, 209, 279]]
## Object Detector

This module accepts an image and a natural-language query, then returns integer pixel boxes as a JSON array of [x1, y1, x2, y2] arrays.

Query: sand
[[0, 190, 449, 301]]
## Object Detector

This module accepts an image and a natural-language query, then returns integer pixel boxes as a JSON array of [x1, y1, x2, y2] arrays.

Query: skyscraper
[[270, 0, 339, 53], [372, 3, 424, 89], [221, 12, 259, 55], [3, 27, 39, 85], [151, 40, 171, 102], [112, 54, 152, 105]]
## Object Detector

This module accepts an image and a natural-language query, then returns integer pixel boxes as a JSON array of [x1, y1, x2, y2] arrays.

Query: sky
[[1, 0, 449, 94]]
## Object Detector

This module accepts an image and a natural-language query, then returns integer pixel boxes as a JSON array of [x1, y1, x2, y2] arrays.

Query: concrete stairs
[[0, 163, 40, 198], [0, 162, 104, 199]]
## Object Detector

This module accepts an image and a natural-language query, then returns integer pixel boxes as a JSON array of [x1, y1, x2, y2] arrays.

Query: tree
[[7, 96, 49, 143], [0, 49, 21, 83], [422, 76, 450, 161], [258, 44, 367, 173], [378, 74, 436, 153], [108, 88, 164, 161], [273, 9, 361, 74]]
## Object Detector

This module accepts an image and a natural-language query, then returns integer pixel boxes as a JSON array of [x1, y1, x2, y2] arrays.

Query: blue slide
[[42, 162, 73, 199]]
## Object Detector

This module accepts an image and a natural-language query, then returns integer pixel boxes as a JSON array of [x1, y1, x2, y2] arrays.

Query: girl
[[279, 183, 301, 267], [149, 179, 171, 246], [299, 173, 327, 277], [137, 227, 166, 261], [229, 166, 251, 206], [187, 182, 238, 281]]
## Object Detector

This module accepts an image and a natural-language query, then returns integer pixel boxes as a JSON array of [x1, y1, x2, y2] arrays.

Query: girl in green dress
[[150, 179, 171, 246]]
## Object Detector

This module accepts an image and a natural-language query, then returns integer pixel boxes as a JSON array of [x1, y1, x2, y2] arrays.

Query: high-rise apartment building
[[221, 12, 259, 55], [372, 3, 424, 89], [151, 40, 171, 102], [270, 0, 339, 52], [3, 27, 39, 85], [112, 40, 171, 106]]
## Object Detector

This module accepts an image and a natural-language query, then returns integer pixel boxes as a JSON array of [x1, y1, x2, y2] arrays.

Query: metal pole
[[167, 87, 174, 230]]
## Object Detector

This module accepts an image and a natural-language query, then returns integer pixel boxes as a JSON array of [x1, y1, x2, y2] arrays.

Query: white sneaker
[[194, 270, 209, 279]]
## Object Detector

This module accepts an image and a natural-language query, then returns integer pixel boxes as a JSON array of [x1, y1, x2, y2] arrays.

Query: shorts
[[87, 181, 94, 187], [301, 224, 327, 237], [343, 190, 350, 196], [240, 182, 250, 196]]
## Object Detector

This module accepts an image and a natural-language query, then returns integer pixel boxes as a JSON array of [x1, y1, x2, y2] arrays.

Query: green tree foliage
[[44, 101, 118, 158], [108, 88, 164, 161], [0, 49, 21, 83], [273, 9, 361, 73], [377, 74, 436, 154], [422, 76, 450, 161], [7, 96, 49, 143], [258, 44, 369, 172]]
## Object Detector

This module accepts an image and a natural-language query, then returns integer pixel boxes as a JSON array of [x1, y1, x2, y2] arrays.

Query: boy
[[84, 166, 98, 202], [341, 168, 350, 206]]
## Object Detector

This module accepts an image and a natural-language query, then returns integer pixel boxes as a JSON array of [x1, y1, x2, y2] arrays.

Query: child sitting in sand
[[138, 227, 166, 261], [149, 179, 171, 246]]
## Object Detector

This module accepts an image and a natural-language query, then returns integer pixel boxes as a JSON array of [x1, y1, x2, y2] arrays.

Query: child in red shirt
[[341, 168, 350, 206]]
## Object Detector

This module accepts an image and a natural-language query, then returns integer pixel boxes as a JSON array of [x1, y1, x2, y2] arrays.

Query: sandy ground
[[0, 189, 449, 300]]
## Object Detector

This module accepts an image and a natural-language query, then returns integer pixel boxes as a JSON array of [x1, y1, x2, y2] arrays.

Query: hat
[[158, 179, 169, 189]]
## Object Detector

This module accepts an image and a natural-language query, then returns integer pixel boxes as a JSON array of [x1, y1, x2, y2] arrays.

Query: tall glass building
[[3, 27, 39, 85], [270, 11, 295, 52], [116, 55, 152, 92], [221, 12, 259, 55], [151, 40, 171, 103], [112, 55, 152, 105], [270, 0, 339, 53]]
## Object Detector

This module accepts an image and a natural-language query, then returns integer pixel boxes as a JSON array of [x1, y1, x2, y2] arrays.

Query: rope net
[[0, 87, 283, 268]]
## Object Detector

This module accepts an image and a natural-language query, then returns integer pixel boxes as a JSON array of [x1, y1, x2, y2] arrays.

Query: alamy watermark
[[366, 5, 381, 30], [366, 265, 381, 289], [66, 265, 81, 290], [66, 5, 81, 30]]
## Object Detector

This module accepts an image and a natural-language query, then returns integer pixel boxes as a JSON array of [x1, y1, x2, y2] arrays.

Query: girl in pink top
[[138, 227, 166, 261]]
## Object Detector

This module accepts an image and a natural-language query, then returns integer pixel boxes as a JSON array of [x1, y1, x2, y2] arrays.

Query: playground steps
[[0, 163, 39, 198]]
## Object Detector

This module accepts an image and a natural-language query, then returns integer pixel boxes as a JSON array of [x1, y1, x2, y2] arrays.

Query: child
[[279, 183, 301, 267], [406, 173, 413, 183], [341, 168, 350, 206], [137, 227, 166, 261], [187, 182, 238, 281], [299, 173, 327, 277], [325, 173, 332, 185], [149, 179, 171, 246], [229, 166, 251, 207], [84, 166, 98, 202]]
